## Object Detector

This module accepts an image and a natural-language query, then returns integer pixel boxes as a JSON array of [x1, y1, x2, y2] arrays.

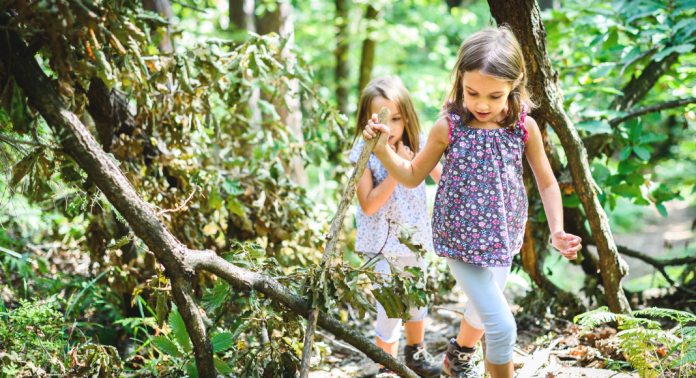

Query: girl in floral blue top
[[351, 76, 443, 378], [363, 27, 583, 378]]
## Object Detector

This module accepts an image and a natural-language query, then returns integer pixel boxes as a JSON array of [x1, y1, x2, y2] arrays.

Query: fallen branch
[[300, 107, 390, 378], [188, 250, 421, 378], [609, 97, 696, 127]]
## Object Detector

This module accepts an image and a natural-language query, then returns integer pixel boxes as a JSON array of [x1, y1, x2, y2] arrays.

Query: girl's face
[[462, 70, 513, 123], [371, 96, 406, 146]]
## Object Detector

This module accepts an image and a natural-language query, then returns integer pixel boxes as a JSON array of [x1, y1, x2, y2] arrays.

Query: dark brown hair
[[353, 76, 422, 153], [444, 25, 535, 128]]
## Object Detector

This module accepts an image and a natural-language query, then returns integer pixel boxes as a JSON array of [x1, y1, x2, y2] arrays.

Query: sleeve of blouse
[[348, 140, 365, 164], [419, 133, 428, 151]]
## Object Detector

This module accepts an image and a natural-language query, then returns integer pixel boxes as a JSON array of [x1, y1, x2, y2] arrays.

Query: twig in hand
[[157, 185, 198, 216]]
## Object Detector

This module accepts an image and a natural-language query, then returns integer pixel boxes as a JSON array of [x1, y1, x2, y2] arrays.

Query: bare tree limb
[[488, 0, 631, 313], [300, 107, 390, 378], [608, 97, 696, 127]]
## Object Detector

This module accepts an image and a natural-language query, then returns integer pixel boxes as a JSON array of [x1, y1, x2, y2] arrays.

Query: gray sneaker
[[441, 339, 480, 378]]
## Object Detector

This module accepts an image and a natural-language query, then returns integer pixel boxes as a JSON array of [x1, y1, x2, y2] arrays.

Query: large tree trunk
[[358, 5, 378, 95], [229, 0, 254, 32], [488, 0, 631, 314], [0, 14, 420, 378], [335, 0, 350, 116]]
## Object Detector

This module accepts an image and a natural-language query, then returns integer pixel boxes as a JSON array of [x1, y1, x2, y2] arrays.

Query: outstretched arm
[[524, 116, 582, 260], [364, 115, 449, 189], [356, 143, 415, 215]]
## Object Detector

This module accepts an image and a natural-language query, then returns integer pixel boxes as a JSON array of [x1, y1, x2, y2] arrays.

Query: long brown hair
[[353, 76, 422, 153], [444, 26, 536, 128]]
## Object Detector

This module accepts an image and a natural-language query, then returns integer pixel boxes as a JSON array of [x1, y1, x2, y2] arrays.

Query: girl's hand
[[363, 113, 391, 153], [550, 230, 582, 260], [395, 141, 414, 161]]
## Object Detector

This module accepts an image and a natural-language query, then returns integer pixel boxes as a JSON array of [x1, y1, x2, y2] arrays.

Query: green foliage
[[0, 298, 67, 376], [575, 306, 696, 377]]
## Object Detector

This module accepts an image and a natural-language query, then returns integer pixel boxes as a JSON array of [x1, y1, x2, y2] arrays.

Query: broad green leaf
[[639, 133, 668, 145], [562, 193, 581, 208], [186, 362, 199, 378], [633, 145, 651, 161], [619, 146, 633, 160], [656, 203, 668, 217], [152, 336, 181, 357], [626, 173, 645, 186], [169, 309, 192, 353], [576, 120, 612, 134], [591, 163, 611, 184], [11, 148, 43, 187], [211, 332, 236, 353], [155, 291, 169, 329], [202, 280, 229, 313]]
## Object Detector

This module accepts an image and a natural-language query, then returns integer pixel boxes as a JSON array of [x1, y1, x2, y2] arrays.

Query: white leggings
[[446, 258, 515, 365], [371, 254, 428, 343]]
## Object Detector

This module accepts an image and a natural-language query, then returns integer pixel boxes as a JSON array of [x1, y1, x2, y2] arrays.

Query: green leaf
[[562, 193, 581, 208], [202, 279, 229, 313], [591, 163, 611, 184], [155, 291, 169, 329], [576, 120, 612, 134], [633, 145, 651, 161], [639, 133, 668, 145], [186, 362, 199, 378], [603, 30, 619, 50], [619, 146, 633, 160], [169, 309, 192, 353], [10, 148, 43, 187], [612, 183, 643, 199], [656, 203, 668, 217], [626, 173, 645, 186], [152, 336, 181, 357], [211, 332, 236, 353]]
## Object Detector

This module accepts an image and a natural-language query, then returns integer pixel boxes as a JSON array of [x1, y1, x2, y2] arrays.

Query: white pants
[[370, 254, 428, 343], [446, 258, 515, 365]]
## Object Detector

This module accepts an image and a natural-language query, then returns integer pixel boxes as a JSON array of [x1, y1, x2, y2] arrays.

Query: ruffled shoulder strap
[[443, 101, 461, 143], [519, 103, 529, 144]]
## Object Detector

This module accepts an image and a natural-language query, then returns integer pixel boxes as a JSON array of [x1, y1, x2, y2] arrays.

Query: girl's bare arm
[[365, 116, 449, 189], [524, 116, 582, 259], [356, 168, 398, 216]]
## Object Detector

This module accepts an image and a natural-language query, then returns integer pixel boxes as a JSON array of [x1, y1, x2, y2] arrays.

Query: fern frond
[[631, 307, 696, 323], [669, 344, 696, 369]]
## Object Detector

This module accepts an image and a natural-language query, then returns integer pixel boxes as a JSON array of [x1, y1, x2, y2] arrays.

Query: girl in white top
[[350, 76, 443, 378]]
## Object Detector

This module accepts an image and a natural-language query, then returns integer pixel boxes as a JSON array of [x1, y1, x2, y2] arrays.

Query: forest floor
[[309, 200, 696, 378]]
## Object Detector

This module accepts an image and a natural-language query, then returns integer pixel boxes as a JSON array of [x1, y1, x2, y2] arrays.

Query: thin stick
[[157, 185, 198, 216], [609, 97, 696, 127], [299, 107, 390, 378]]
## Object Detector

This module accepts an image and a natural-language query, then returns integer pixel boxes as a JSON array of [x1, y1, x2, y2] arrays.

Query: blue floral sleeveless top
[[432, 105, 529, 267]]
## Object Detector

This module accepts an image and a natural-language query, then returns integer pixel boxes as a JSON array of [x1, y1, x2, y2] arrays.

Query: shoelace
[[412, 347, 436, 364], [451, 350, 480, 377]]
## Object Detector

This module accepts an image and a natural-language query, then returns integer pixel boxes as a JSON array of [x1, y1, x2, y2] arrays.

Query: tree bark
[[488, 0, 631, 314], [142, 0, 174, 52], [335, 0, 350, 117], [358, 5, 378, 95], [229, 0, 249, 31], [1, 15, 419, 378]]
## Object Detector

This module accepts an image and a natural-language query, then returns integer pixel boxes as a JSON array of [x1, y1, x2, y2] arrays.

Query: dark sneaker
[[441, 339, 480, 378], [404, 342, 442, 378], [376, 367, 399, 378]]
